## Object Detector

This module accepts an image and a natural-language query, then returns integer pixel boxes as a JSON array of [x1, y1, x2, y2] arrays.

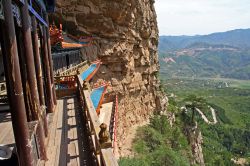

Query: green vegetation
[[159, 29, 250, 80], [157, 29, 250, 165], [119, 105, 193, 166], [161, 77, 250, 165], [183, 95, 207, 123], [119, 77, 250, 165], [159, 49, 250, 80]]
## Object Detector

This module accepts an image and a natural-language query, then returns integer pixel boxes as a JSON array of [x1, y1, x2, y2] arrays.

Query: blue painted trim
[[80, 64, 97, 81], [91, 86, 105, 110], [28, 5, 47, 27]]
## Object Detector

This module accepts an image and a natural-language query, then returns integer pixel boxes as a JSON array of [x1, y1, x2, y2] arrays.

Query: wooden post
[[41, 25, 54, 113], [16, 26, 33, 121], [31, 16, 48, 137], [20, 0, 47, 159], [45, 15, 57, 105], [31, 17, 45, 106], [1, 0, 33, 165]]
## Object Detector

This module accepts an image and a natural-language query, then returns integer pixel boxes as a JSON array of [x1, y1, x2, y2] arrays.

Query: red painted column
[[1, 0, 33, 165], [20, 0, 47, 159], [45, 15, 57, 105], [41, 25, 54, 113], [31, 16, 48, 137]]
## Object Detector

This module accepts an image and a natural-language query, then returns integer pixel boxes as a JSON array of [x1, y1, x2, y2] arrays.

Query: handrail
[[113, 95, 118, 153], [0, 94, 8, 104], [59, 61, 88, 76], [0, 82, 6, 95], [77, 75, 118, 166]]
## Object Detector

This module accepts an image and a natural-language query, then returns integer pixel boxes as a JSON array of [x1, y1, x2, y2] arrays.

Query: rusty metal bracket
[[0, 0, 4, 20]]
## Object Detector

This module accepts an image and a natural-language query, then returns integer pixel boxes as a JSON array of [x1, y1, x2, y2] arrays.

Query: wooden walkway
[[0, 112, 15, 147], [40, 97, 95, 166]]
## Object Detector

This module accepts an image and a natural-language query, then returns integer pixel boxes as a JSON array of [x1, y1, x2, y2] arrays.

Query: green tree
[[184, 95, 207, 123]]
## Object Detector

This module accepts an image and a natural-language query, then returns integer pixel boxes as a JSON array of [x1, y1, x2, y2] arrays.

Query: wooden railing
[[59, 61, 88, 76], [0, 81, 8, 105], [77, 75, 118, 166], [0, 95, 8, 104], [0, 81, 6, 95], [110, 95, 118, 153], [54, 75, 77, 98]]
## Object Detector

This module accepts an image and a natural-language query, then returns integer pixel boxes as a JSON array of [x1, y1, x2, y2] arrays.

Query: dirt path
[[195, 106, 217, 124], [210, 106, 218, 124], [182, 106, 218, 125]]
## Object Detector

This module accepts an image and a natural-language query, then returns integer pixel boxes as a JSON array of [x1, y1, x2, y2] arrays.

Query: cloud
[[155, 0, 250, 35]]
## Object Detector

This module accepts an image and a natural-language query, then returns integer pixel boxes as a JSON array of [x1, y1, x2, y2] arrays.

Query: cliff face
[[53, 0, 165, 156], [185, 123, 205, 166]]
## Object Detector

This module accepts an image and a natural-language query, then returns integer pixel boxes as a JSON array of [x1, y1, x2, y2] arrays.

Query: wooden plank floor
[[99, 102, 113, 129], [41, 97, 95, 166], [0, 112, 15, 148]]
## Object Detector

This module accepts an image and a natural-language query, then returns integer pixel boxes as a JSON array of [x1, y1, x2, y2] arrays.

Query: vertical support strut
[[45, 15, 57, 105], [41, 23, 54, 113], [31, 15, 48, 137], [20, 0, 47, 159], [1, 0, 33, 165], [31, 16, 45, 106]]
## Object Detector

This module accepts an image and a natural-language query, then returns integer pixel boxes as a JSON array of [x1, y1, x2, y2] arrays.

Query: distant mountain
[[159, 29, 250, 80], [159, 29, 250, 52]]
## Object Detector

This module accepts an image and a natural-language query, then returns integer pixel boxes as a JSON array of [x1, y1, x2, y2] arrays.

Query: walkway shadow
[[58, 97, 97, 166]]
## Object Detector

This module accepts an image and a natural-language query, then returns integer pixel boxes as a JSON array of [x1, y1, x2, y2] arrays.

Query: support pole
[[31, 16, 48, 137], [31, 17, 45, 106], [1, 0, 33, 165], [20, 0, 47, 159], [45, 15, 57, 105], [41, 25, 54, 113]]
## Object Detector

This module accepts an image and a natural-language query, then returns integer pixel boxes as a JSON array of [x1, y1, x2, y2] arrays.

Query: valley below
[[160, 77, 250, 165], [157, 29, 250, 165], [119, 29, 250, 165]]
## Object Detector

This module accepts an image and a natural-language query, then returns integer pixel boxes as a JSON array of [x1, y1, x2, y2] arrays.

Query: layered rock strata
[[53, 0, 164, 156]]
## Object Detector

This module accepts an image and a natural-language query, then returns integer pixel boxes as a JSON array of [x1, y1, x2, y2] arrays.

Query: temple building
[[0, 0, 118, 165]]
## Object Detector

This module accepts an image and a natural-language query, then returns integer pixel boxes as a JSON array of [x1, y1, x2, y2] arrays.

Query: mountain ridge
[[159, 29, 250, 80], [159, 28, 250, 52]]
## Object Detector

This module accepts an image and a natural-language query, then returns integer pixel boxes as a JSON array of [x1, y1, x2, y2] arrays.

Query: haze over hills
[[159, 29, 250, 80], [159, 29, 250, 52]]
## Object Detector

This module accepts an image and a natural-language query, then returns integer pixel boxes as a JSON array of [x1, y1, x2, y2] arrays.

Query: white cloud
[[155, 0, 250, 35]]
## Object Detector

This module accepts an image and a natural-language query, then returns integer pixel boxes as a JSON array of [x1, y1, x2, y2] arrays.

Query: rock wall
[[53, 0, 164, 157], [184, 123, 205, 166]]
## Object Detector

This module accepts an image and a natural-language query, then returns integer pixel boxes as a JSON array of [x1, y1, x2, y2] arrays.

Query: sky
[[155, 0, 250, 36]]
